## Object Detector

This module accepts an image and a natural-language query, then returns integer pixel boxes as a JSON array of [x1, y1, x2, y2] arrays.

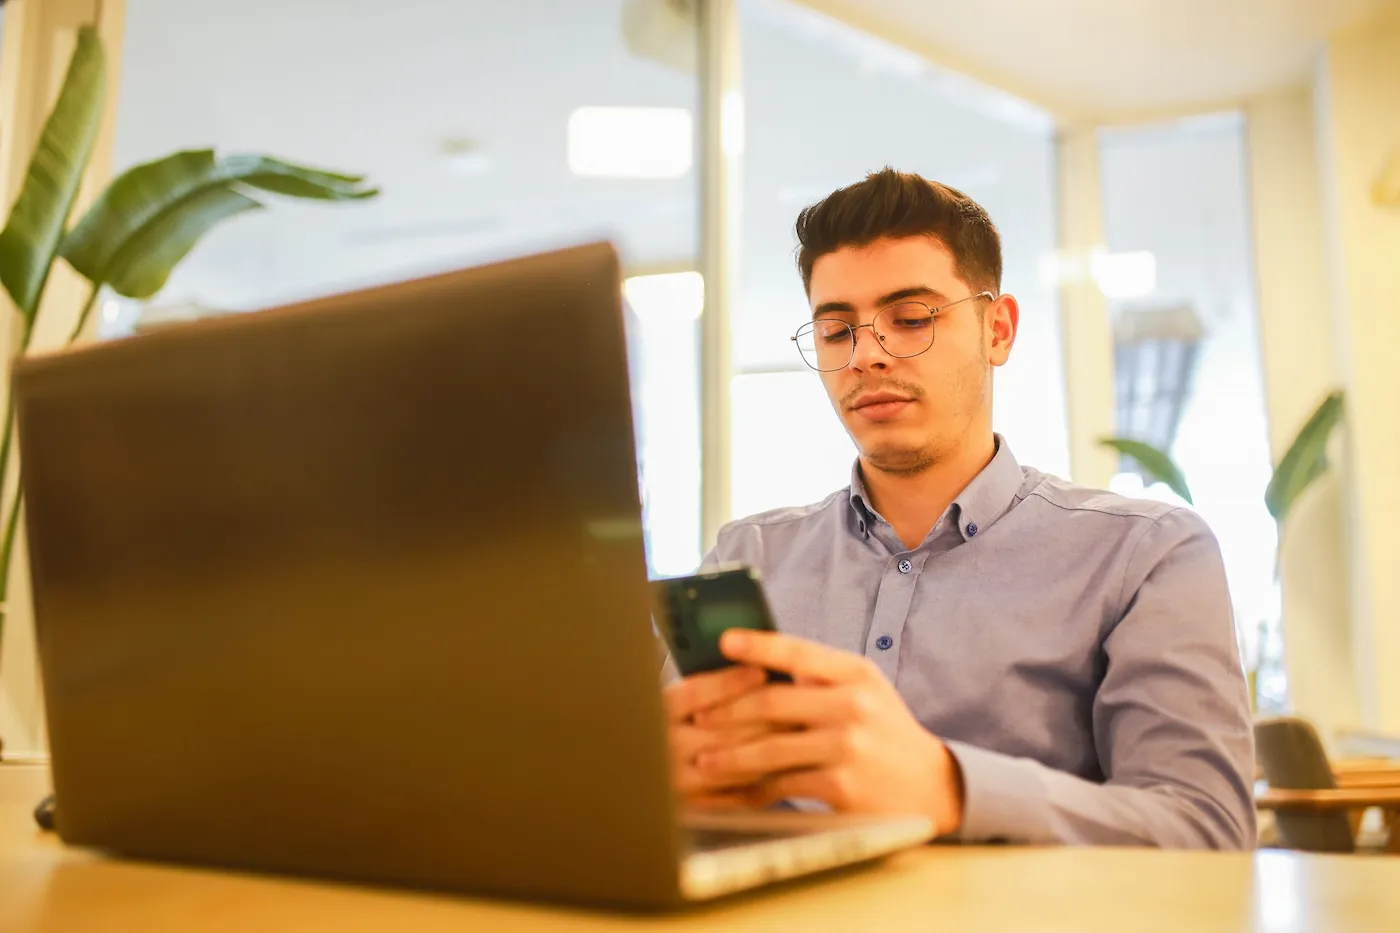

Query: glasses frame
[[790, 291, 995, 372]]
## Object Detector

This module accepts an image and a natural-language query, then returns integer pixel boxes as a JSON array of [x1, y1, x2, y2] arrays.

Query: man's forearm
[[944, 740, 1255, 850]]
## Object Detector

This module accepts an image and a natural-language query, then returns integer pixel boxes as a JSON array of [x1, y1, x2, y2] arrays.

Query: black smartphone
[[651, 564, 791, 682]]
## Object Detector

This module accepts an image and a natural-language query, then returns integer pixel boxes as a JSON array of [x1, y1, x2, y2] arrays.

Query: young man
[[664, 169, 1255, 849]]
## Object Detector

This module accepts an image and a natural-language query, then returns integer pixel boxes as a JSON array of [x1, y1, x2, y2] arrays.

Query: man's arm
[[947, 507, 1257, 849]]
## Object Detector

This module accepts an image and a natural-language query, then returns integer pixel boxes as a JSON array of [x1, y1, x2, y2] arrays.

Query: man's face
[[806, 236, 1017, 476]]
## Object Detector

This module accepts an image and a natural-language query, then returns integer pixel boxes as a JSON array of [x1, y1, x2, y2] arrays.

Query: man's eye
[[891, 315, 932, 330]]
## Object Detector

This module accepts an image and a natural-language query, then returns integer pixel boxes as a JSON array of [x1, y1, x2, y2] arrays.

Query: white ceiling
[[803, 0, 1399, 117]]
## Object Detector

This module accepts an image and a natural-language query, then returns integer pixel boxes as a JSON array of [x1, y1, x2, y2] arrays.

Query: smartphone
[[651, 564, 791, 682]]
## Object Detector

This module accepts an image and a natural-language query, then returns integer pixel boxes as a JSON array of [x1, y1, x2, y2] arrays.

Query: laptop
[[12, 242, 933, 909]]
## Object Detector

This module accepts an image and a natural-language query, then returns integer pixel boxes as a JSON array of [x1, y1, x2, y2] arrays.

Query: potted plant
[[0, 25, 378, 754], [1100, 389, 1347, 708]]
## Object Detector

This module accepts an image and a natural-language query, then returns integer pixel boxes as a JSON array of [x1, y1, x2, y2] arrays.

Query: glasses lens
[[795, 320, 852, 371], [875, 303, 935, 357]]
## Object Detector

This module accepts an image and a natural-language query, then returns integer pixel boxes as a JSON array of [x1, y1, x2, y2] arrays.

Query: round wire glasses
[[791, 291, 994, 372]]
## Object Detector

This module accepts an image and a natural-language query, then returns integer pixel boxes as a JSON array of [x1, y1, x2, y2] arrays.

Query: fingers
[[683, 791, 755, 811], [719, 630, 874, 685], [695, 684, 875, 730], [746, 768, 854, 810], [663, 665, 766, 723], [695, 728, 848, 785], [671, 720, 769, 763], [670, 721, 771, 795]]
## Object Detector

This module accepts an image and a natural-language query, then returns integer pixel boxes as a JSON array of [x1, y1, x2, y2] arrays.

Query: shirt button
[[875, 635, 893, 651], [897, 559, 912, 574], [966, 522, 979, 537]]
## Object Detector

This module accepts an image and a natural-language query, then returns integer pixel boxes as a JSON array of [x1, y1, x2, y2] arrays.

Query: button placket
[[864, 554, 922, 679]]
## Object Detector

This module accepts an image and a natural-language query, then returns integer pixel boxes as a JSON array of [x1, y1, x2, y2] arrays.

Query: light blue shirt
[[703, 437, 1256, 849]]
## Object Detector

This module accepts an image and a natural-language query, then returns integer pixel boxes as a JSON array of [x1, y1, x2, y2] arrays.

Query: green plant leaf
[[105, 186, 265, 300], [60, 150, 378, 299], [1265, 390, 1345, 525], [220, 154, 377, 201], [1099, 437, 1194, 505], [0, 25, 106, 320]]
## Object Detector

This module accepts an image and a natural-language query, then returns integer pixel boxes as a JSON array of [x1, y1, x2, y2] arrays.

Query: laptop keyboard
[[684, 826, 815, 853]]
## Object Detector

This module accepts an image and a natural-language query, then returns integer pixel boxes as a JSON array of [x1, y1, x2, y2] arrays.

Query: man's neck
[[860, 430, 997, 550]]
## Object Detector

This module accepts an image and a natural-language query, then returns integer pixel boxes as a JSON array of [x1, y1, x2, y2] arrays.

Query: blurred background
[[1, 0, 1397, 768]]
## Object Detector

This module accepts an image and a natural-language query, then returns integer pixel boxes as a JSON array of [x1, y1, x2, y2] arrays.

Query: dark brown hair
[[795, 168, 1002, 296]]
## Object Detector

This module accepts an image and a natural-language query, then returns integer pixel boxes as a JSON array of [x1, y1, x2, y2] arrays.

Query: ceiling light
[[568, 106, 693, 179], [1090, 250, 1157, 299], [623, 271, 704, 324]]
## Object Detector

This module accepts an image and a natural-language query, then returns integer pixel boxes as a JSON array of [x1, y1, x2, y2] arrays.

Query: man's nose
[[849, 324, 888, 372]]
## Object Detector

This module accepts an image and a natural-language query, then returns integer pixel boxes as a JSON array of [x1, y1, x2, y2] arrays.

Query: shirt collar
[[848, 465, 876, 538], [847, 434, 1024, 542], [949, 434, 1024, 541]]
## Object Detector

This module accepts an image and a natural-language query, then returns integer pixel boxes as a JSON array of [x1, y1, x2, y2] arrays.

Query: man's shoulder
[[713, 489, 852, 560], [1021, 468, 1178, 520], [1018, 467, 1214, 545]]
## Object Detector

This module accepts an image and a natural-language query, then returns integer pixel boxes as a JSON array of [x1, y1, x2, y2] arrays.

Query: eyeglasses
[[791, 291, 995, 372]]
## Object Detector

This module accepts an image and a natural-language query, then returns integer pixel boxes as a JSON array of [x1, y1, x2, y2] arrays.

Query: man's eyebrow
[[812, 299, 855, 318], [811, 286, 949, 318], [878, 285, 949, 306]]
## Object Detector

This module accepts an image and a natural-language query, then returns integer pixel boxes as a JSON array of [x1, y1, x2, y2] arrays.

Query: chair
[[1254, 716, 1400, 854]]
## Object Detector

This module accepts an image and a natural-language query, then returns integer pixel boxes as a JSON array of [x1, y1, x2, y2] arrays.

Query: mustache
[[840, 379, 925, 410]]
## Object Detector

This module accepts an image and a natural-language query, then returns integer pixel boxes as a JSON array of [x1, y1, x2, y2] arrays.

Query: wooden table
[[1333, 757, 1400, 789], [1336, 730, 1400, 760], [1253, 757, 1400, 852], [4, 764, 1400, 933]]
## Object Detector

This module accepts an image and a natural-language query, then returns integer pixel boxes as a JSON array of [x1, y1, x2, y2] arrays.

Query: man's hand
[[693, 630, 965, 835], [662, 664, 775, 808]]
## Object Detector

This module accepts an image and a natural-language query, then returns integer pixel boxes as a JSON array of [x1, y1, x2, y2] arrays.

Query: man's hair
[[795, 168, 1002, 296]]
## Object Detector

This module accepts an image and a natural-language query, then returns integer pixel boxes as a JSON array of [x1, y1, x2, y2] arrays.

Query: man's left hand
[[693, 629, 965, 835]]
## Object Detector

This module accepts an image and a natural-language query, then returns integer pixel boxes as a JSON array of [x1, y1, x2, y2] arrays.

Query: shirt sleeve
[[944, 507, 1257, 850]]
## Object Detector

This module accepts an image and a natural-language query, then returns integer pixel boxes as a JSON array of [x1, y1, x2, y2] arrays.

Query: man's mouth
[[849, 391, 915, 421]]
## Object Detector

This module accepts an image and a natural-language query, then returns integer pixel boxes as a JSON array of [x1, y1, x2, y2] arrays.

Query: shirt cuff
[[943, 739, 1052, 843]]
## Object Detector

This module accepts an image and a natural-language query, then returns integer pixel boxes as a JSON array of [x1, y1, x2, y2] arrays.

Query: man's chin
[[859, 440, 936, 477]]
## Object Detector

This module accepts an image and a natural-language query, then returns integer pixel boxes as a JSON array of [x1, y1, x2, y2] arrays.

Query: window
[[104, 0, 703, 575], [624, 272, 704, 575], [1098, 114, 1280, 706], [731, 371, 853, 520]]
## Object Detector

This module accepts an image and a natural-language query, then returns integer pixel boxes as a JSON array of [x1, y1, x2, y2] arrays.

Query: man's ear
[[987, 294, 1019, 367]]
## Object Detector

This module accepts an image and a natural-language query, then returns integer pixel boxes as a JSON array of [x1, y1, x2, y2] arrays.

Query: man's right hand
[[663, 665, 773, 808]]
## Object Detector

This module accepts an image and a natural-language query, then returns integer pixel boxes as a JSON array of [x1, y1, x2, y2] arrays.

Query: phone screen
[[654, 568, 789, 681], [693, 601, 762, 643]]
